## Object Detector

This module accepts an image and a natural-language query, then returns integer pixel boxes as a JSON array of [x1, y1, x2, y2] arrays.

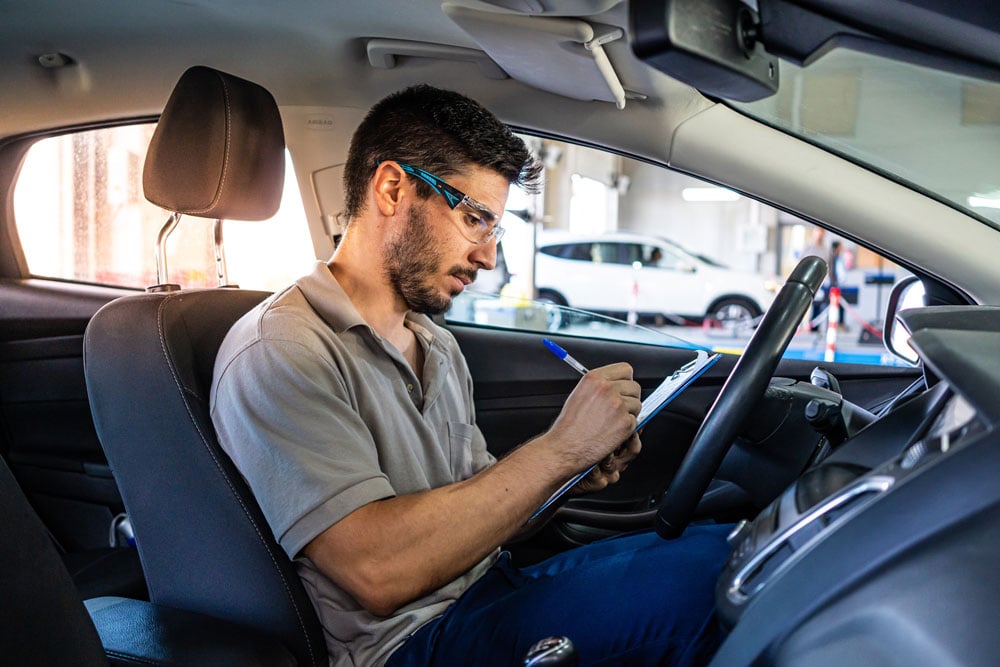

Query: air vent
[[727, 475, 895, 604]]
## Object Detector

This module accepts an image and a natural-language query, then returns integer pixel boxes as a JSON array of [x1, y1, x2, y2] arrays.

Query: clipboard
[[527, 349, 721, 522]]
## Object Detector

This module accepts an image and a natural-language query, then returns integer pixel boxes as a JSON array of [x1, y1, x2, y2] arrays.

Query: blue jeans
[[387, 524, 732, 667]]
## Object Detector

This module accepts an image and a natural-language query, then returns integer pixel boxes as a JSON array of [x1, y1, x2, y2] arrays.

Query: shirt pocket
[[447, 421, 475, 480]]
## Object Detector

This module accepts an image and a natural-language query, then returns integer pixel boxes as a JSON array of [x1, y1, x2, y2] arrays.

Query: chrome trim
[[154, 212, 181, 287], [727, 474, 895, 605], [213, 218, 229, 287]]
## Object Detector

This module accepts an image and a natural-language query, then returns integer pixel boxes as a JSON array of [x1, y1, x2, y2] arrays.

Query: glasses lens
[[456, 198, 503, 244]]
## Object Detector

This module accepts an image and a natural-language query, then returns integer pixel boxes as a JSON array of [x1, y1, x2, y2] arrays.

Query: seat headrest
[[143, 66, 285, 221]]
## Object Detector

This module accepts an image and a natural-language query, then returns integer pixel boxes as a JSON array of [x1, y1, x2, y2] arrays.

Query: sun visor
[[443, 3, 628, 109]]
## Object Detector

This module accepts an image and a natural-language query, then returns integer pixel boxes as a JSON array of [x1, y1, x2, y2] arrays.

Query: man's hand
[[547, 362, 642, 471], [573, 432, 642, 493]]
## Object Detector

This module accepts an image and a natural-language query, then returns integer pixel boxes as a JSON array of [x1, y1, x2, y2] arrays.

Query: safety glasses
[[389, 161, 504, 244]]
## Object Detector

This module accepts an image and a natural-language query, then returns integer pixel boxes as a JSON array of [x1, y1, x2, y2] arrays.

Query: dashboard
[[709, 306, 1000, 666]]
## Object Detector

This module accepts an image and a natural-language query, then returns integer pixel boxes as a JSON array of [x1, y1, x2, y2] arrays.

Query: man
[[211, 85, 730, 666]]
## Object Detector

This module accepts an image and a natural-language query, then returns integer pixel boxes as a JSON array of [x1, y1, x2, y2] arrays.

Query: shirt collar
[[295, 261, 438, 346]]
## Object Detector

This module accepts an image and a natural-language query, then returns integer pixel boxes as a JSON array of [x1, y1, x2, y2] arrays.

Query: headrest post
[[148, 212, 182, 293], [213, 219, 237, 288]]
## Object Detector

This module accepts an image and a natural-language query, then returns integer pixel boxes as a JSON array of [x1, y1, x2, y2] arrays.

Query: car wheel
[[709, 297, 761, 327], [536, 289, 568, 330]]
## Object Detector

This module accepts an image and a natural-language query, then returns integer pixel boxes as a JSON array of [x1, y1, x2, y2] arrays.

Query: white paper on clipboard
[[527, 350, 722, 523]]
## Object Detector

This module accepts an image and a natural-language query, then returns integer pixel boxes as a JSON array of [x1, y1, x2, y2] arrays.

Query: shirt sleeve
[[211, 336, 396, 558]]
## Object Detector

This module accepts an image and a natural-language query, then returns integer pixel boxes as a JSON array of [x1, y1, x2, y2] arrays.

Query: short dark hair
[[343, 85, 542, 219]]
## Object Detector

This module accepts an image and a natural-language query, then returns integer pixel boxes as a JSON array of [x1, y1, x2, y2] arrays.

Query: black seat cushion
[[87, 596, 296, 667]]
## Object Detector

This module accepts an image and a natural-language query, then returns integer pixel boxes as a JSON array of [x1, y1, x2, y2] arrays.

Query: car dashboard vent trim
[[726, 474, 896, 605]]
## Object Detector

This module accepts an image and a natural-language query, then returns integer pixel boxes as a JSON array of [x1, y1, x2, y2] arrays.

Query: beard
[[383, 204, 478, 315]]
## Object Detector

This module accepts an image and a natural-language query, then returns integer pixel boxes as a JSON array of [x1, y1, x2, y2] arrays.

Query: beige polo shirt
[[210, 261, 497, 667]]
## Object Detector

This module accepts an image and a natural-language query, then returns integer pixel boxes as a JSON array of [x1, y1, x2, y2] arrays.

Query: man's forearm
[[304, 432, 576, 617]]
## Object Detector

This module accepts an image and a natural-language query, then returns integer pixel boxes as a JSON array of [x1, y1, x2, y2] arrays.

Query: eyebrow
[[463, 196, 499, 225]]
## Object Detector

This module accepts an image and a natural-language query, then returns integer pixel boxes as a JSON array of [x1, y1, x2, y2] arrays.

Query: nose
[[469, 237, 497, 271]]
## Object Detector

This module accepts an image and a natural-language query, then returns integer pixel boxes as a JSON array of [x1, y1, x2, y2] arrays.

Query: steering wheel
[[656, 256, 828, 539]]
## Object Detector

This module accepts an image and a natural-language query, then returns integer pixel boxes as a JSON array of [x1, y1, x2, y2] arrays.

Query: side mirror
[[883, 276, 925, 365]]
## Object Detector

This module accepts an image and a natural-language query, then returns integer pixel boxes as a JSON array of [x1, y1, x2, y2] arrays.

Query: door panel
[[0, 279, 129, 550]]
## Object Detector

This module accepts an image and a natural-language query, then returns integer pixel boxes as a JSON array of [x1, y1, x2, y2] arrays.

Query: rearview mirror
[[883, 276, 925, 365], [630, 0, 779, 102]]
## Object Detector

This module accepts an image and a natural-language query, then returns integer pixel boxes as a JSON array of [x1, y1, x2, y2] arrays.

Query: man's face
[[382, 165, 508, 314]]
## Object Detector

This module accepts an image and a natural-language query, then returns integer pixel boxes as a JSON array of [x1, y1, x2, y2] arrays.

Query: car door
[[632, 242, 706, 318], [0, 278, 128, 552], [535, 241, 609, 310]]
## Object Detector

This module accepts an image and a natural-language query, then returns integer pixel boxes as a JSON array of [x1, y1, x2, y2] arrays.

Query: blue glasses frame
[[384, 160, 504, 244]]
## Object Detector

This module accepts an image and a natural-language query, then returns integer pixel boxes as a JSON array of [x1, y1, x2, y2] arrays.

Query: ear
[[372, 161, 405, 217]]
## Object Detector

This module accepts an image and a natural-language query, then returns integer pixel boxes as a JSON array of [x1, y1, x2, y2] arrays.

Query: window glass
[[540, 243, 592, 261], [617, 243, 645, 266], [592, 243, 620, 264], [651, 245, 686, 270], [449, 137, 910, 367], [13, 124, 314, 291]]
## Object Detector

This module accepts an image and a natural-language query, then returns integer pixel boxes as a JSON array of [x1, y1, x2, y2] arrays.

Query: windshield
[[734, 48, 1000, 227]]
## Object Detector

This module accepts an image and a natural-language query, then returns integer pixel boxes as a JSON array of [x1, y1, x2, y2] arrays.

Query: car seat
[[83, 65, 327, 666]]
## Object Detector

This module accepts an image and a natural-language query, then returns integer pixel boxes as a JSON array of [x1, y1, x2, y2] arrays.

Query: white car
[[534, 231, 778, 324]]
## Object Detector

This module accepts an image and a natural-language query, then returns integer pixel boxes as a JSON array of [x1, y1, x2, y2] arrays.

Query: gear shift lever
[[524, 636, 578, 666]]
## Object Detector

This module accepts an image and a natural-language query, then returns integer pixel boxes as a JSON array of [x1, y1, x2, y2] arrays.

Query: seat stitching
[[186, 71, 233, 216], [104, 649, 162, 666], [155, 294, 319, 666]]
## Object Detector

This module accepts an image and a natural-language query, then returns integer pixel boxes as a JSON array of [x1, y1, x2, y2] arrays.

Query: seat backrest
[[83, 66, 327, 666]]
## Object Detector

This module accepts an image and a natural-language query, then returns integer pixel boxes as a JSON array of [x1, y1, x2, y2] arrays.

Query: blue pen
[[542, 338, 589, 376], [532, 339, 595, 522]]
